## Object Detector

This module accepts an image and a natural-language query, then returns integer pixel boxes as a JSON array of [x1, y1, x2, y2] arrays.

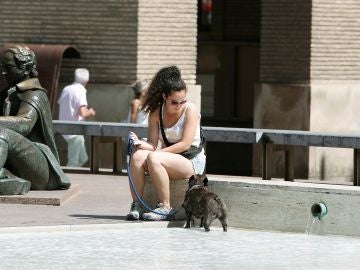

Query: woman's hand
[[129, 132, 142, 152], [129, 131, 139, 143], [130, 132, 156, 152]]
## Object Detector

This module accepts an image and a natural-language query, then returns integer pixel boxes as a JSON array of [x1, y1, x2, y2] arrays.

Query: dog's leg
[[185, 212, 192, 228], [203, 213, 214, 232], [219, 216, 228, 232], [199, 217, 204, 228]]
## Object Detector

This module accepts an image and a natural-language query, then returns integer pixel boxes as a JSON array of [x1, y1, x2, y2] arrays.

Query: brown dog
[[182, 175, 228, 232]]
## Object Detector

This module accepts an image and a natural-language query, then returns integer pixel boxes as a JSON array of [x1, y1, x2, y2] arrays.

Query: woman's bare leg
[[129, 149, 151, 201], [146, 152, 194, 209]]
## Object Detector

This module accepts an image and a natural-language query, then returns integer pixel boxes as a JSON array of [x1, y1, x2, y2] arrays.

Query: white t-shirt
[[57, 82, 88, 140]]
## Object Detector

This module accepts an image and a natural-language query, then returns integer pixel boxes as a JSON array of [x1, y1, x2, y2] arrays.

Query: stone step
[[0, 184, 81, 206]]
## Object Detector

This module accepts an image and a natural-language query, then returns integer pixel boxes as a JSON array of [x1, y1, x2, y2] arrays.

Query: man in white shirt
[[58, 68, 96, 167]]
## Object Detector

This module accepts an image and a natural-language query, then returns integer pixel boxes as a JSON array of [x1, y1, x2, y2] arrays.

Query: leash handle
[[127, 133, 134, 156]]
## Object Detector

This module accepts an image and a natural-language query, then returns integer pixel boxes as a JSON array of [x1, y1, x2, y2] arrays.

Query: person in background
[[128, 79, 149, 124], [57, 68, 96, 167], [127, 66, 206, 221]]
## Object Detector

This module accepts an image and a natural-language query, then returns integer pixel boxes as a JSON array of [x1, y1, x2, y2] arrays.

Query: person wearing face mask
[[127, 65, 206, 221], [0, 45, 70, 194]]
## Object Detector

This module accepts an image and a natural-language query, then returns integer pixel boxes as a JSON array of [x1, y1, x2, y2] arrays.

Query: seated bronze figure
[[0, 45, 71, 195]]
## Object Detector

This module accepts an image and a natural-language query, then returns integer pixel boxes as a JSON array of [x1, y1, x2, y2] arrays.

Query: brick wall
[[137, 0, 197, 85], [260, 0, 311, 83], [311, 0, 360, 80], [0, 0, 198, 85], [261, 0, 360, 83], [0, 0, 137, 84]]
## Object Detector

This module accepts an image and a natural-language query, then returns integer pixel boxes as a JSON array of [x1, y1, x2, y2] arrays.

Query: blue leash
[[126, 133, 176, 218]]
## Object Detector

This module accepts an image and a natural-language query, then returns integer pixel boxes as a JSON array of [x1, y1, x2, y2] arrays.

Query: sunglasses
[[170, 100, 187, 106]]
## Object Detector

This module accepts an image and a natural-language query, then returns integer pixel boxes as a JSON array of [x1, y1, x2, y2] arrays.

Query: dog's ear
[[203, 177, 208, 187], [188, 175, 195, 183], [188, 175, 196, 189]]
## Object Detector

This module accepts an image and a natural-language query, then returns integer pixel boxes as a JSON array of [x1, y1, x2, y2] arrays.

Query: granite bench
[[53, 120, 360, 186]]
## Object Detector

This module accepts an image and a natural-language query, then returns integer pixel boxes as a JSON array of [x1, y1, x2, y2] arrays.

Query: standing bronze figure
[[0, 45, 71, 195]]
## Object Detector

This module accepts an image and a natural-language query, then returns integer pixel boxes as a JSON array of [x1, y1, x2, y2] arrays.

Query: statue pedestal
[[0, 184, 81, 206], [0, 178, 31, 195]]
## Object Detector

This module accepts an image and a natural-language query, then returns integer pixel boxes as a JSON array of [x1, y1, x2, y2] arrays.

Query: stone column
[[308, 1, 360, 181], [254, 0, 311, 179], [254, 0, 360, 181], [137, 0, 201, 108]]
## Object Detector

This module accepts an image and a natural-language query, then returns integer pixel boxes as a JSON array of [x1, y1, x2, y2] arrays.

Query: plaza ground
[[0, 170, 136, 229]]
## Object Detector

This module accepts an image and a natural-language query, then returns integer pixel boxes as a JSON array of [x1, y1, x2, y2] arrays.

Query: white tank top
[[135, 109, 148, 125], [159, 103, 201, 147], [126, 107, 148, 125]]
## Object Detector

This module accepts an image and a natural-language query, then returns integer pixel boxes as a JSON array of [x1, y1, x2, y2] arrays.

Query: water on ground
[[1, 227, 359, 270]]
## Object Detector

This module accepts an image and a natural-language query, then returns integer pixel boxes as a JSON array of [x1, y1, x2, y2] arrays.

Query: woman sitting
[[127, 66, 206, 221]]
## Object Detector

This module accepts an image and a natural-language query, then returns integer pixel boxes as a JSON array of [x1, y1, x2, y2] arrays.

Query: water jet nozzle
[[311, 202, 328, 220]]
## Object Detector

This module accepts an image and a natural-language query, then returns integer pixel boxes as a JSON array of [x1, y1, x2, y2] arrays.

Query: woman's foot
[[126, 201, 144, 220], [143, 203, 175, 221]]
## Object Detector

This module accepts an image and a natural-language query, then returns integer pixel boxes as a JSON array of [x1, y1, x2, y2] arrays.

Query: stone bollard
[[143, 175, 188, 219]]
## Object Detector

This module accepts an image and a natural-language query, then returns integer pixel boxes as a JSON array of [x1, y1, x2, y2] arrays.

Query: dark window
[[198, 0, 212, 31]]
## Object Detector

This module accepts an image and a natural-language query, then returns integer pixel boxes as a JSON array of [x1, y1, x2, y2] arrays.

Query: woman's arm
[[147, 109, 160, 147], [0, 101, 38, 136], [129, 110, 159, 151], [129, 99, 140, 123]]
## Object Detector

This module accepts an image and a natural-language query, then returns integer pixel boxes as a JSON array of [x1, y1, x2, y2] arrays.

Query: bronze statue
[[0, 45, 71, 195]]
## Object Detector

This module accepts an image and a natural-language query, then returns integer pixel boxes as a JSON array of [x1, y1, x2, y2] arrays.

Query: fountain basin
[[206, 175, 360, 237]]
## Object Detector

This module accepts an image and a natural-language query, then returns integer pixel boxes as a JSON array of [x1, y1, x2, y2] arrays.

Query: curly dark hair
[[142, 66, 187, 113]]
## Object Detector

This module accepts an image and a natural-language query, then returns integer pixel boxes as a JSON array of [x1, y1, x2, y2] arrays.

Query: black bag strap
[[159, 104, 173, 147]]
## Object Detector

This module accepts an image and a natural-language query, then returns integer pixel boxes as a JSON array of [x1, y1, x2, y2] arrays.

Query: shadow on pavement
[[69, 214, 127, 220]]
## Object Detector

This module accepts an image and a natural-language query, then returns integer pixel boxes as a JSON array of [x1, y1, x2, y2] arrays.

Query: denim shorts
[[190, 148, 206, 175]]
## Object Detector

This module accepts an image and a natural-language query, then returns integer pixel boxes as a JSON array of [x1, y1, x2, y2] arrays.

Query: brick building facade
[[1, 0, 359, 180]]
